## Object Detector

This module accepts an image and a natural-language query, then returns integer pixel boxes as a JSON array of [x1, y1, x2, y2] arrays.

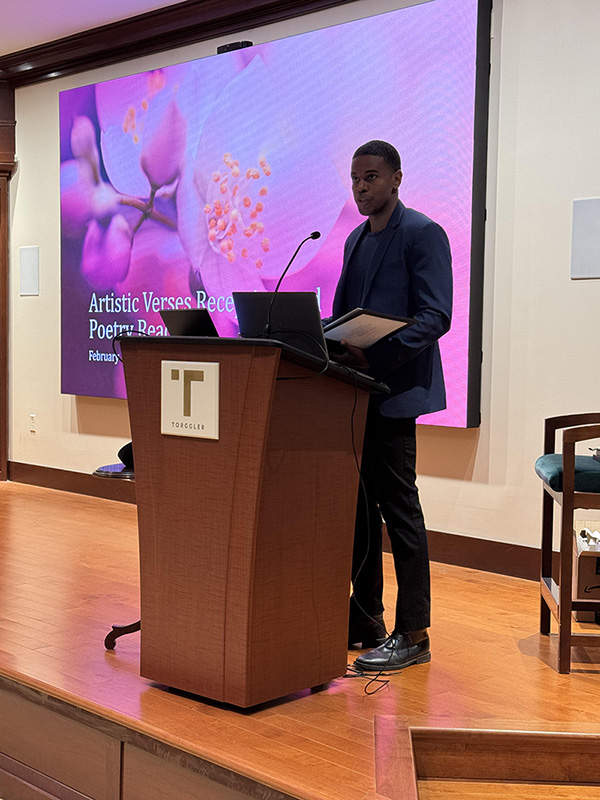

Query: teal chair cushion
[[535, 454, 600, 492]]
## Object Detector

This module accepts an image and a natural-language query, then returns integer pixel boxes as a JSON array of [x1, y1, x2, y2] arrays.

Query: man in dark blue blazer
[[333, 140, 452, 671]]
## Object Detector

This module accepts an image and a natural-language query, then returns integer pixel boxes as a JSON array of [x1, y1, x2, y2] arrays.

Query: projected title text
[[87, 291, 233, 339]]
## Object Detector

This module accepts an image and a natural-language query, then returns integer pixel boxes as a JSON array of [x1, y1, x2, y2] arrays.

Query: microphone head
[[310, 231, 321, 240]]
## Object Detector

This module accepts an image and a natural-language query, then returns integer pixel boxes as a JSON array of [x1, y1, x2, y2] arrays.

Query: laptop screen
[[233, 292, 327, 361], [159, 308, 219, 337]]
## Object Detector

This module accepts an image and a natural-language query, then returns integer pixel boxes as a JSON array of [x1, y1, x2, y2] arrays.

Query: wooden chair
[[537, 413, 600, 673]]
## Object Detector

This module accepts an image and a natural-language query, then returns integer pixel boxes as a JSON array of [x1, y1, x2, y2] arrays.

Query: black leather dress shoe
[[348, 613, 387, 649], [353, 631, 431, 671]]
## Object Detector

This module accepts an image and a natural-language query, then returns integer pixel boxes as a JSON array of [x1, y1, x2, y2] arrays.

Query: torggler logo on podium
[[161, 361, 219, 439]]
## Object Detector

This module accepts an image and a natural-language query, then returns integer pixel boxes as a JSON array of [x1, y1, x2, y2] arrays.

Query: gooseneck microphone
[[264, 231, 321, 336]]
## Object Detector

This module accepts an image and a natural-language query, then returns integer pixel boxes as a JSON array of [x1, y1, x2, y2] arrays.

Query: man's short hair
[[353, 140, 401, 173]]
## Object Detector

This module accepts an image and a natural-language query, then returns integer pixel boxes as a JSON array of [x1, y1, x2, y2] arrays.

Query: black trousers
[[351, 406, 431, 633]]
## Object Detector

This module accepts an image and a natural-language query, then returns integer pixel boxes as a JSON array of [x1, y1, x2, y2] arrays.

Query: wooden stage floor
[[1, 482, 600, 799]]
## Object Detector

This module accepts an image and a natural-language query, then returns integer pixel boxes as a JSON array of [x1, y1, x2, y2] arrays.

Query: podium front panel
[[121, 339, 370, 706]]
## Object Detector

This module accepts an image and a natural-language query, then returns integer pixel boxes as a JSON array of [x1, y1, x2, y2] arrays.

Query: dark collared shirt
[[343, 227, 384, 310]]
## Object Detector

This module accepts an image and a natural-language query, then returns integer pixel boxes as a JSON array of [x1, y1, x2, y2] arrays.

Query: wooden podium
[[120, 336, 382, 707]]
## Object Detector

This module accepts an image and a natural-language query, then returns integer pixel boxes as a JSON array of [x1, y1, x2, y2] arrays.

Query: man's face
[[351, 155, 402, 219]]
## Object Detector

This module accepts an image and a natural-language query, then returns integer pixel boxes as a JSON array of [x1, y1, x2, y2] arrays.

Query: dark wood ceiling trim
[[0, 0, 351, 88], [0, 81, 15, 168], [0, 164, 16, 179]]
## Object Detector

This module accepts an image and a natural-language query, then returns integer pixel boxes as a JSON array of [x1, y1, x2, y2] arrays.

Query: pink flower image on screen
[[60, 0, 479, 425], [177, 56, 347, 335]]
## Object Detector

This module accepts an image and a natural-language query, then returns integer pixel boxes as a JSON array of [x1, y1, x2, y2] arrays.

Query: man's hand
[[333, 340, 369, 368]]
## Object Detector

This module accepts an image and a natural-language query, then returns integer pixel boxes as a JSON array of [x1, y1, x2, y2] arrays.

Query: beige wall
[[420, 0, 600, 548], [10, 0, 600, 547]]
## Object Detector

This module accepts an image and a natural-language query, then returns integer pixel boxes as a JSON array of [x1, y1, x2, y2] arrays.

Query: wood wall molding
[[0, 80, 15, 482], [0, 80, 15, 129], [424, 528, 540, 582], [0, 80, 15, 166], [8, 461, 136, 504], [8, 459, 540, 581], [0, 0, 350, 88], [0, 176, 10, 481]]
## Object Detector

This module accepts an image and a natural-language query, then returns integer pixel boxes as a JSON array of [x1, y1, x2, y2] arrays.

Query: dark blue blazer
[[332, 201, 452, 418]]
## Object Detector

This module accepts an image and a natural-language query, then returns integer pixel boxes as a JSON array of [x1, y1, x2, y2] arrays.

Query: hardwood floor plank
[[0, 482, 600, 800]]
